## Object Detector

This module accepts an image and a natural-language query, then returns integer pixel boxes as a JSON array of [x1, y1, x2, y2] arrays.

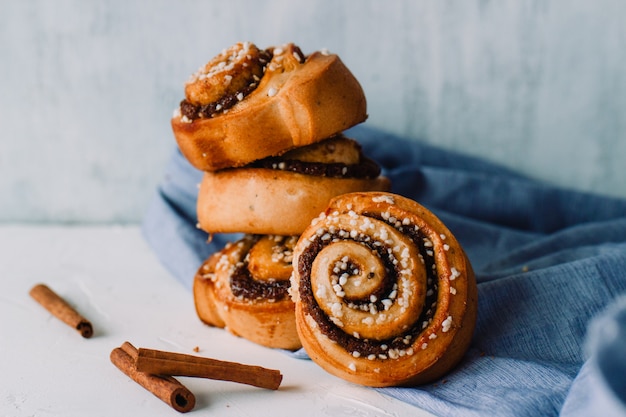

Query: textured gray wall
[[1, 1, 625, 223]]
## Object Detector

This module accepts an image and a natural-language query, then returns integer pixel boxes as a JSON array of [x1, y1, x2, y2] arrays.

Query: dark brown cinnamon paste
[[180, 81, 259, 120], [251, 156, 382, 179], [230, 265, 290, 301], [226, 235, 291, 302]]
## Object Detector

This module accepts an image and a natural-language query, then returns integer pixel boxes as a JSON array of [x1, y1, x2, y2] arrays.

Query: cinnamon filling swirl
[[251, 156, 382, 179], [227, 235, 294, 302], [297, 217, 439, 358], [230, 265, 291, 302], [250, 135, 383, 179], [180, 44, 307, 120], [180, 81, 262, 120]]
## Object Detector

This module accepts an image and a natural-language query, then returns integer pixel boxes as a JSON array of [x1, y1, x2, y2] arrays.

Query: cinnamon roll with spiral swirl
[[291, 192, 477, 386], [172, 42, 367, 172], [196, 135, 390, 236], [194, 234, 301, 350]]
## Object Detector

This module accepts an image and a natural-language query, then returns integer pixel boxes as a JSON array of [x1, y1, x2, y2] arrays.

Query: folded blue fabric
[[142, 125, 626, 417]]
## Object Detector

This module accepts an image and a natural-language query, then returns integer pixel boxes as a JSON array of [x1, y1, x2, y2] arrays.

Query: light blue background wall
[[1, 1, 625, 223]]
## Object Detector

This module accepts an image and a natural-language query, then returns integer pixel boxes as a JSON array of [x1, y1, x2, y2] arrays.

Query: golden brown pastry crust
[[196, 168, 390, 236], [291, 192, 478, 387], [193, 235, 301, 351], [172, 45, 367, 171]]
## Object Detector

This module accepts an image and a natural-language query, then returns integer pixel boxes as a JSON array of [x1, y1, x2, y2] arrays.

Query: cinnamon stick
[[110, 342, 195, 413], [136, 348, 283, 390], [29, 283, 93, 338]]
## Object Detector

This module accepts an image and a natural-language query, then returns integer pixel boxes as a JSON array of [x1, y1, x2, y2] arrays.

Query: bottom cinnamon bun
[[291, 191, 478, 387], [193, 234, 301, 350]]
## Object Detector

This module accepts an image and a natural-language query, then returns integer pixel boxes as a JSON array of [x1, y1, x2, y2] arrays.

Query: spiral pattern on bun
[[291, 192, 477, 387], [172, 43, 367, 172], [194, 234, 301, 350], [184, 42, 268, 109]]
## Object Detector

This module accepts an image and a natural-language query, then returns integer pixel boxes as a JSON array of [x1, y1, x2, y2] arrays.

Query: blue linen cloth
[[142, 125, 626, 417]]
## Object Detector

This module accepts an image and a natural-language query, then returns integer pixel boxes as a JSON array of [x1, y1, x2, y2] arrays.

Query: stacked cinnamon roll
[[172, 42, 389, 351], [171, 42, 477, 387]]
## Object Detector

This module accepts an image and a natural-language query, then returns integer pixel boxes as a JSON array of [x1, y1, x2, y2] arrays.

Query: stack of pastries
[[171, 42, 390, 351], [171, 42, 478, 387]]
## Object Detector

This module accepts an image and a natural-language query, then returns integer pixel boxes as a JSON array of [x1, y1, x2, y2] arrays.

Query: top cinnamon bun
[[171, 42, 367, 172]]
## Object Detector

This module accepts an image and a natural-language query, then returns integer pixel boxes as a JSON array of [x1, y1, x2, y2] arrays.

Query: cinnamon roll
[[193, 234, 301, 350], [291, 192, 478, 387], [172, 43, 368, 171], [196, 135, 390, 236]]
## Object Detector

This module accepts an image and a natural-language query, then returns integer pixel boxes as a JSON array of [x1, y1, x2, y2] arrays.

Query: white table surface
[[0, 224, 434, 417]]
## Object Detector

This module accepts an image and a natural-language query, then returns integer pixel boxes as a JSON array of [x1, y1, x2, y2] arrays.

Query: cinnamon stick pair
[[110, 342, 283, 413], [110, 342, 196, 413]]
